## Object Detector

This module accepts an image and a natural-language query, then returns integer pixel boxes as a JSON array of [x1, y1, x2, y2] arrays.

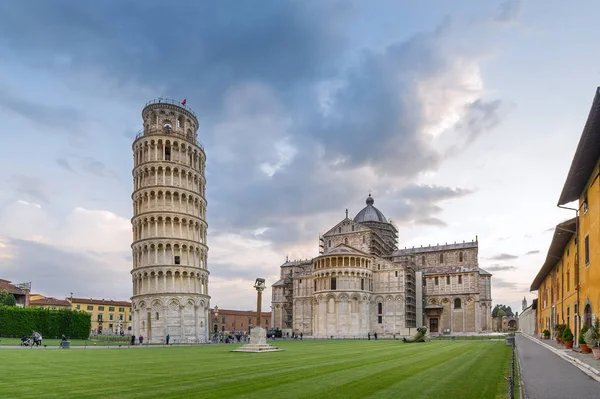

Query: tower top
[[143, 97, 198, 120], [137, 97, 202, 147]]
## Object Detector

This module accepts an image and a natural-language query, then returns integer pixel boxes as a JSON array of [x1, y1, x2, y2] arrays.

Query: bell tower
[[131, 98, 210, 343]]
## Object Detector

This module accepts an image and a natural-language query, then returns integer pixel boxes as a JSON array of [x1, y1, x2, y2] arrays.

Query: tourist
[[368, 332, 371, 341], [139, 335, 144, 345], [166, 334, 170, 345], [131, 335, 136, 346], [374, 332, 378, 340], [300, 332, 303, 340]]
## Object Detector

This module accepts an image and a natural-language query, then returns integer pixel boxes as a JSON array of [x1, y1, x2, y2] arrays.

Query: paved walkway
[[517, 334, 600, 398]]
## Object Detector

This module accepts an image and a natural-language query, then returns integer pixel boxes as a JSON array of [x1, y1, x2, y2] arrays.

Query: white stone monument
[[232, 278, 281, 353]]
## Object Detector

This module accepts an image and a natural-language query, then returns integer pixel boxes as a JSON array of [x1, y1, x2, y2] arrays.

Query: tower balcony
[[135, 127, 204, 150]]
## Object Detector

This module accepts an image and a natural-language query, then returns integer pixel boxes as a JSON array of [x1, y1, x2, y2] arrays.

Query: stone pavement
[[522, 333, 600, 382], [517, 334, 600, 399]]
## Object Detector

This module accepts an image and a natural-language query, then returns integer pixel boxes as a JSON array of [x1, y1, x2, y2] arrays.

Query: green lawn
[[0, 337, 131, 347], [0, 340, 513, 399]]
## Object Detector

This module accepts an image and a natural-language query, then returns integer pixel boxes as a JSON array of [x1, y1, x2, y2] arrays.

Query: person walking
[[368, 332, 371, 341], [166, 334, 170, 345], [131, 335, 136, 346]]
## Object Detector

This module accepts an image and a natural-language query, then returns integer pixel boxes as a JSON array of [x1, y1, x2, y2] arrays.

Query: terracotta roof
[[0, 280, 28, 296], [69, 297, 132, 307], [558, 87, 600, 205], [530, 218, 577, 291], [30, 297, 72, 307]]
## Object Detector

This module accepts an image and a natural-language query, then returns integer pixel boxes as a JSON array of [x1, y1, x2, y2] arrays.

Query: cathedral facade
[[271, 195, 492, 337]]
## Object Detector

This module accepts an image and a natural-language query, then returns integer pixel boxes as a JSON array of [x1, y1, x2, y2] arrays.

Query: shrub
[[0, 306, 91, 339], [543, 329, 550, 338], [562, 326, 573, 342], [554, 323, 566, 337], [579, 323, 589, 345]]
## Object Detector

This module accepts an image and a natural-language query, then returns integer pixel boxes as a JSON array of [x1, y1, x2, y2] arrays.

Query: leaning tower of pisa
[[131, 98, 210, 343]]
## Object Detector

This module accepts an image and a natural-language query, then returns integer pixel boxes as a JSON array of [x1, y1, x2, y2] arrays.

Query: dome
[[353, 194, 388, 223]]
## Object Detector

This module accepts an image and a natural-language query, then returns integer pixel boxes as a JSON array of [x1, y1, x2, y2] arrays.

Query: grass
[[0, 340, 513, 399]]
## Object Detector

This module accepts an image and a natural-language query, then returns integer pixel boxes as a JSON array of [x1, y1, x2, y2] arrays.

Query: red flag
[[181, 98, 187, 106]]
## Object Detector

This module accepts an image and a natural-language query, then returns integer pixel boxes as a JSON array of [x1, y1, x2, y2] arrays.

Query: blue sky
[[0, 0, 598, 314]]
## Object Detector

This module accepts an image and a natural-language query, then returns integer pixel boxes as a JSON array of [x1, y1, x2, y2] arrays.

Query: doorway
[[430, 318, 439, 333], [584, 304, 592, 328]]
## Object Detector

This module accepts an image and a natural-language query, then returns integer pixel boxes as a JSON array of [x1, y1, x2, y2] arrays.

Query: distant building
[[29, 295, 72, 310], [519, 299, 537, 336], [209, 308, 270, 334], [0, 279, 30, 307], [69, 298, 132, 335], [272, 195, 492, 337]]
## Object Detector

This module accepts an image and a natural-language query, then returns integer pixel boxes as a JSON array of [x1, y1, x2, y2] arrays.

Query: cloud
[[80, 157, 117, 178], [0, 83, 88, 135], [488, 253, 518, 261], [492, 277, 519, 289], [494, 0, 522, 23], [485, 265, 516, 272], [9, 175, 50, 204], [383, 184, 474, 227], [56, 158, 74, 172], [525, 250, 540, 255], [16, 200, 41, 209], [0, 238, 130, 301]]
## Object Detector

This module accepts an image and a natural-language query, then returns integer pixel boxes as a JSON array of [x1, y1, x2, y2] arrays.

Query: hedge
[[0, 306, 91, 339]]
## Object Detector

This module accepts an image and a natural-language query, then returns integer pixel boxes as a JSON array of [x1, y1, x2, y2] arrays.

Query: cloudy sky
[[0, 0, 597, 314]]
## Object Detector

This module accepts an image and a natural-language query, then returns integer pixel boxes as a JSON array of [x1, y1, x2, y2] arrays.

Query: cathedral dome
[[353, 194, 388, 223]]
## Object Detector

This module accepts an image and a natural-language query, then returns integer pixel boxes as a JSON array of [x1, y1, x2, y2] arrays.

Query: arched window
[[362, 236, 365, 244], [440, 253, 444, 263], [344, 238, 348, 245], [422, 255, 425, 265], [328, 240, 331, 247], [454, 298, 461, 309], [338, 227, 341, 233], [156, 312, 159, 320], [378, 302, 383, 314], [459, 252, 463, 262]]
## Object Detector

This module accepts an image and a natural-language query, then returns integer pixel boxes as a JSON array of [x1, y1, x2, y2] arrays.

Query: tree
[[0, 289, 17, 306], [492, 304, 515, 318]]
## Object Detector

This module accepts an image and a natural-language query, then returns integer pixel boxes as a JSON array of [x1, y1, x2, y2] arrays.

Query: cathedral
[[271, 194, 492, 338]]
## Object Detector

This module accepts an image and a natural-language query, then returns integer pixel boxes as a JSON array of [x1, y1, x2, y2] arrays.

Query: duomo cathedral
[[271, 194, 492, 337]]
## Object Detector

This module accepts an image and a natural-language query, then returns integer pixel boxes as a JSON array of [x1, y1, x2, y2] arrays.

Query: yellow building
[[69, 297, 132, 335], [533, 86, 600, 343], [557, 86, 600, 331], [530, 218, 577, 339]]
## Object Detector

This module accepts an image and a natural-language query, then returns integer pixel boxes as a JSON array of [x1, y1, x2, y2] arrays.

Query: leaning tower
[[131, 98, 210, 343]]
